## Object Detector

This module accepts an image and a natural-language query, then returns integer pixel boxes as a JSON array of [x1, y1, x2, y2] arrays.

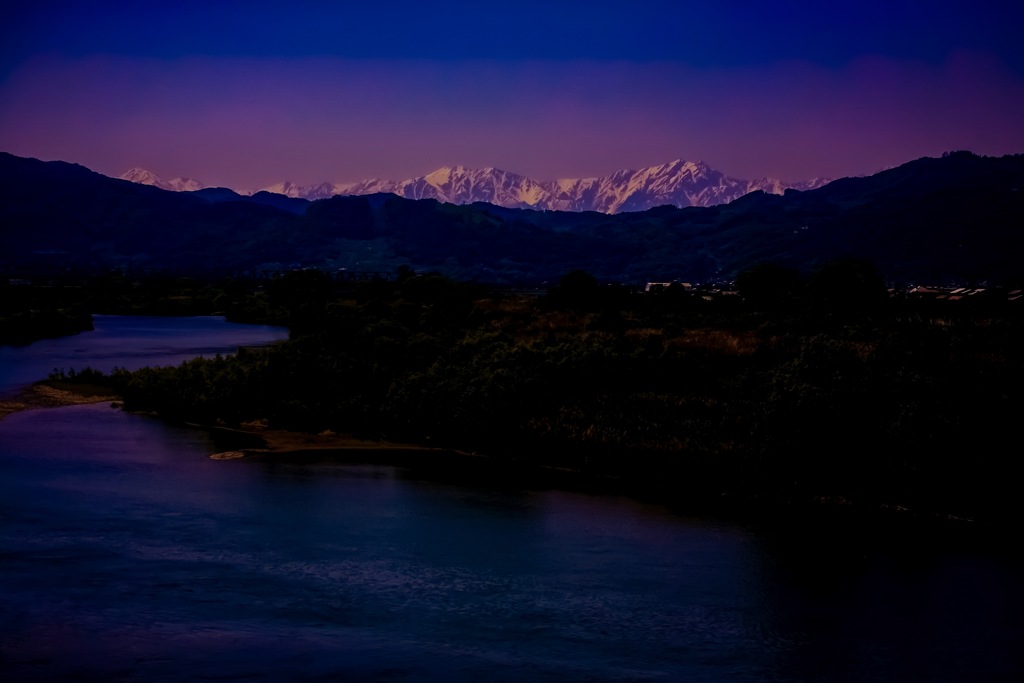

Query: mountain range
[[4, 150, 1022, 285], [119, 160, 831, 213]]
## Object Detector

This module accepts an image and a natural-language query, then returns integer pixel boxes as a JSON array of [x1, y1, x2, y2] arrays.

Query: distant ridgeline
[[1, 150, 1023, 285]]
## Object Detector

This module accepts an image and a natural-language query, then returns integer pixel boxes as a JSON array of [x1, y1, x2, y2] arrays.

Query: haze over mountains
[[119, 160, 831, 213]]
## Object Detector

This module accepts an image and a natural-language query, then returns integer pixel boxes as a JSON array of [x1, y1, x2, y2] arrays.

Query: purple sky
[[2, 2, 1023, 190]]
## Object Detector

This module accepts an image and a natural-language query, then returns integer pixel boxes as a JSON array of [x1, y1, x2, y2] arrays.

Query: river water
[[1, 317, 1022, 681], [0, 315, 290, 398]]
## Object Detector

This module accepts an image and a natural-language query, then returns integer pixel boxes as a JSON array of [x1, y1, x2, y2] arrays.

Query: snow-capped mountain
[[311, 160, 831, 213], [119, 161, 832, 213], [547, 160, 753, 213], [119, 168, 205, 193]]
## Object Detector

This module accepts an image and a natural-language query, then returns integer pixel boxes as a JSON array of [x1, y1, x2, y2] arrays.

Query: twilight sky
[[2, 1, 1023, 191]]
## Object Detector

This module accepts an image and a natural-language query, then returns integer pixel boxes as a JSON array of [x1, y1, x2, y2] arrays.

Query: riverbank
[[0, 387, 992, 539], [0, 385, 463, 458], [206, 422, 462, 460], [203, 420, 986, 537]]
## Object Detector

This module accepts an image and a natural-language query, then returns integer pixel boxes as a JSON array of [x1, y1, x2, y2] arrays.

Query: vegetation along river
[[1, 316, 1022, 681]]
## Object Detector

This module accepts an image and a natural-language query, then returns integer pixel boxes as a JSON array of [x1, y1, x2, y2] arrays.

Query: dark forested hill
[[0, 153, 301, 272], [2, 151, 1022, 284]]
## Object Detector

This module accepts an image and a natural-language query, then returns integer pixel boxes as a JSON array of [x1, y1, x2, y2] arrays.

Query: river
[[1, 317, 1022, 681], [0, 315, 290, 397]]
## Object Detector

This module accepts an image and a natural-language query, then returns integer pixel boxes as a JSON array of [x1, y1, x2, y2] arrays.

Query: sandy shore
[[0, 383, 120, 420], [0, 385, 460, 460]]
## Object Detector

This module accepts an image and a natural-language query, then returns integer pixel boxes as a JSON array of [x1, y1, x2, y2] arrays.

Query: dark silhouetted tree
[[736, 263, 802, 309], [545, 269, 601, 310], [807, 259, 888, 315]]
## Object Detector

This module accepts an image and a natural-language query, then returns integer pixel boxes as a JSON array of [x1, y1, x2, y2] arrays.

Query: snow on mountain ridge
[[120, 168, 174, 191], [261, 180, 343, 200], [119, 162, 832, 213]]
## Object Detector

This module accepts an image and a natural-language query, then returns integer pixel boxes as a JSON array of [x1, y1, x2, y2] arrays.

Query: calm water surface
[[1, 318, 1022, 681]]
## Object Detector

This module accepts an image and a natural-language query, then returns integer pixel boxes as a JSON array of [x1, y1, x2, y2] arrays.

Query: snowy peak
[[119, 168, 207, 193], [405, 166, 550, 208], [587, 160, 747, 213], [120, 167, 172, 190]]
